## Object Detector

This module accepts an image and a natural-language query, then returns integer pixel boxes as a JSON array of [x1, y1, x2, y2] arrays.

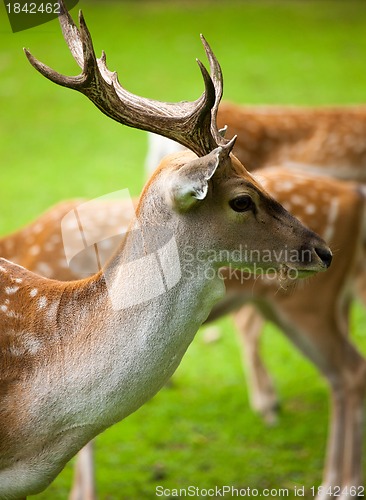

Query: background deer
[[146, 103, 366, 181], [215, 103, 366, 180], [0, 2, 332, 498]]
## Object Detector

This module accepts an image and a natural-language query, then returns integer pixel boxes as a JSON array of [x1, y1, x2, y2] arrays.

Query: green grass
[[1, 1, 366, 498]]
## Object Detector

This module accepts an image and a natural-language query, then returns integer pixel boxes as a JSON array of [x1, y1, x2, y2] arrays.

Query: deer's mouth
[[284, 261, 329, 279], [295, 269, 319, 278], [255, 262, 323, 282]]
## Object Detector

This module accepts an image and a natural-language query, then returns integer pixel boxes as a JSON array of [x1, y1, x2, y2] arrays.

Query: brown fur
[[218, 103, 366, 178]]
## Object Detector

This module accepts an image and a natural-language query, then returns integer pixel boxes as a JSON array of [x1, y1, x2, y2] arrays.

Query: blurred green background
[[1, 1, 366, 498]]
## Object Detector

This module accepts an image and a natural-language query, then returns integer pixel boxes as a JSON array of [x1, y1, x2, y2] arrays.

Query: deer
[[0, 165, 363, 500], [0, 1, 333, 498]]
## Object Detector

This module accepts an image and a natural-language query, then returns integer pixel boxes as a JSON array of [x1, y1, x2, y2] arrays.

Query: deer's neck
[[85, 216, 225, 418]]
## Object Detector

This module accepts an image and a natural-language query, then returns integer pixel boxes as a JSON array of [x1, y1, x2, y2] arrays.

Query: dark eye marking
[[229, 195, 254, 213]]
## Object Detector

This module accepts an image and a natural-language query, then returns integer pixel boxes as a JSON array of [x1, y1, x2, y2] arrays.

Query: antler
[[24, 0, 235, 157]]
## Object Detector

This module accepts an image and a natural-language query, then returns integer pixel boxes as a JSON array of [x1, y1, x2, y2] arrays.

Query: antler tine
[[200, 34, 236, 154], [23, 6, 95, 91], [57, 0, 84, 69], [24, 0, 225, 157]]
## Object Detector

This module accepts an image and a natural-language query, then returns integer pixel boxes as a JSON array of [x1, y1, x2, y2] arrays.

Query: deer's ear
[[166, 147, 222, 212]]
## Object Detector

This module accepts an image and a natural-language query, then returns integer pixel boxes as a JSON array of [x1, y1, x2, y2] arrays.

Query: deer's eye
[[229, 195, 254, 213]]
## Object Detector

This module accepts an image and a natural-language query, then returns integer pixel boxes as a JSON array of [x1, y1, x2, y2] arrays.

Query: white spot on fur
[[291, 194, 306, 205], [38, 296, 48, 309], [0, 265, 7, 273], [14, 277, 23, 284], [29, 245, 41, 256], [5, 286, 19, 295], [279, 181, 295, 192], [44, 242, 55, 252], [1, 304, 8, 312], [24, 335, 43, 354], [304, 204, 316, 215], [9, 345, 26, 356], [33, 223, 44, 234], [6, 310, 22, 319], [50, 234, 61, 244], [30, 288, 38, 298], [10, 334, 43, 356], [46, 300, 59, 322], [323, 198, 339, 242]]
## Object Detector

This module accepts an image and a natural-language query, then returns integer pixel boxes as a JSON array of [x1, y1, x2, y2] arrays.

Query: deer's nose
[[315, 246, 333, 268]]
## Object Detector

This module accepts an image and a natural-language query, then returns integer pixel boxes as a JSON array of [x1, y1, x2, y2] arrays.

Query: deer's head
[[25, 0, 332, 280]]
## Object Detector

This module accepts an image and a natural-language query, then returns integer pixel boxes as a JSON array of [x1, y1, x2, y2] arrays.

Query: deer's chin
[[294, 269, 319, 279], [286, 263, 327, 279], [249, 263, 321, 281]]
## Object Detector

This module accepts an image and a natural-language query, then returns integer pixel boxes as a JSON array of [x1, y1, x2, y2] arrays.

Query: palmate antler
[[24, 0, 235, 157]]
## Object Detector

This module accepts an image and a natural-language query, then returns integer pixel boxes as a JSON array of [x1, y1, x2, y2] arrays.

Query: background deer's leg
[[275, 300, 366, 500], [234, 304, 279, 425], [69, 442, 96, 500], [316, 334, 365, 498]]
